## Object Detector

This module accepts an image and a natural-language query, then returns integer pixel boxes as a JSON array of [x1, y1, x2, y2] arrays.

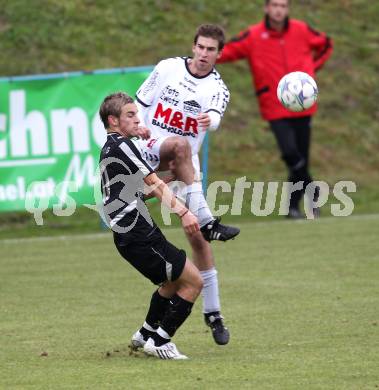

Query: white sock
[[200, 268, 221, 314], [156, 327, 171, 340], [142, 322, 156, 332], [180, 182, 213, 227]]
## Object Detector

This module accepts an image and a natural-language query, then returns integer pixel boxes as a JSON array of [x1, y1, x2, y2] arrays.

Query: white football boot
[[129, 330, 146, 351], [143, 338, 188, 360]]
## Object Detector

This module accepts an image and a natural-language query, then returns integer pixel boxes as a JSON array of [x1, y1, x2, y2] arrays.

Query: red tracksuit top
[[217, 18, 333, 121]]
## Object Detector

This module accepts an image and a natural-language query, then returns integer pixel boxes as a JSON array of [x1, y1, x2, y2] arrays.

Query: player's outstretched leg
[[177, 182, 240, 242], [159, 137, 240, 242]]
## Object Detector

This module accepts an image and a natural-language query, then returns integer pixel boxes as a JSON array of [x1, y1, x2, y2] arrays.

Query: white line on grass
[[1, 213, 378, 244]]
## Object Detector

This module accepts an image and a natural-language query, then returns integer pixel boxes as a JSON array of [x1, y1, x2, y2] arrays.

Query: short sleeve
[[204, 79, 230, 118], [118, 139, 154, 177]]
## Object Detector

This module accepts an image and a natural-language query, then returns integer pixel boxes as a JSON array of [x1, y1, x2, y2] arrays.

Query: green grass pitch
[[1, 215, 378, 389]]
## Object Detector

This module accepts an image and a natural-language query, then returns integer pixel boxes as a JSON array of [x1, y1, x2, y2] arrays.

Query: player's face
[[191, 36, 221, 75], [265, 0, 289, 24], [112, 103, 140, 138]]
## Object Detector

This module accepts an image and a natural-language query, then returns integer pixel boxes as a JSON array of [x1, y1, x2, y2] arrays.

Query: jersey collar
[[184, 57, 215, 79]]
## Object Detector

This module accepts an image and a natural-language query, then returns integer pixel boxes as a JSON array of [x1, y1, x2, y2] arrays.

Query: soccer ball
[[277, 71, 318, 112]]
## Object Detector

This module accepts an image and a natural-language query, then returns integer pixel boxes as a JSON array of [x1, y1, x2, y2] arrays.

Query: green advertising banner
[[0, 67, 152, 212]]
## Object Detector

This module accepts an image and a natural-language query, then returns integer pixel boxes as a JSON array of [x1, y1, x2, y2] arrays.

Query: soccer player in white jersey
[[134, 24, 239, 345]]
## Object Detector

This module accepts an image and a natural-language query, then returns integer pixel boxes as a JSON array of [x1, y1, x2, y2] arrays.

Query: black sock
[[151, 332, 171, 347], [140, 290, 170, 340], [139, 326, 154, 341], [160, 294, 194, 339]]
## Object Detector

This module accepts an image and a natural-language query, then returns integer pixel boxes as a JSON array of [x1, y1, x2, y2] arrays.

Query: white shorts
[[137, 137, 202, 180], [137, 137, 166, 170]]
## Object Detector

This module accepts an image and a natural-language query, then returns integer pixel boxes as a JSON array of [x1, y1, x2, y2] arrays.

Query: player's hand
[[136, 126, 151, 140], [196, 113, 211, 130], [180, 211, 200, 235]]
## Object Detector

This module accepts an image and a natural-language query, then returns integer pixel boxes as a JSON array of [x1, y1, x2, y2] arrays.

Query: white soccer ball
[[277, 71, 318, 112]]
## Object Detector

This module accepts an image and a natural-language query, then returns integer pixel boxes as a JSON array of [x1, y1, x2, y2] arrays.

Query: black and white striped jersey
[[99, 132, 155, 235]]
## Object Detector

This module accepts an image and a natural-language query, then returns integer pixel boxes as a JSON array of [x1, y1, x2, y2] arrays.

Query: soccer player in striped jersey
[[99, 92, 203, 360]]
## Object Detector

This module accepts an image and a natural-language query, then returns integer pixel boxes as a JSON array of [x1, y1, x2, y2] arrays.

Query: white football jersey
[[136, 57, 230, 155]]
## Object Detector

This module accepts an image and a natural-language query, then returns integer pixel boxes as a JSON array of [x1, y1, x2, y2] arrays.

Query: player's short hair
[[265, 0, 290, 4], [99, 92, 134, 128], [194, 24, 225, 51]]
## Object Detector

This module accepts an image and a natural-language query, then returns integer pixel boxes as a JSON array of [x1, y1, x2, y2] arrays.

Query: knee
[[191, 271, 203, 296], [173, 138, 191, 160], [180, 270, 203, 300], [177, 260, 203, 299], [186, 263, 204, 296]]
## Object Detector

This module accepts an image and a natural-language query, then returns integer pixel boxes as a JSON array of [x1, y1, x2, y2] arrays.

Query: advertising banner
[[0, 67, 152, 212]]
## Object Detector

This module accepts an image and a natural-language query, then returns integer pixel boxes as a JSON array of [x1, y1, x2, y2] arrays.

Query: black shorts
[[113, 227, 186, 285]]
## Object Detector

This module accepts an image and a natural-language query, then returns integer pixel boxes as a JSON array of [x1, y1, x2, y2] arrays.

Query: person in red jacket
[[218, 0, 333, 218]]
